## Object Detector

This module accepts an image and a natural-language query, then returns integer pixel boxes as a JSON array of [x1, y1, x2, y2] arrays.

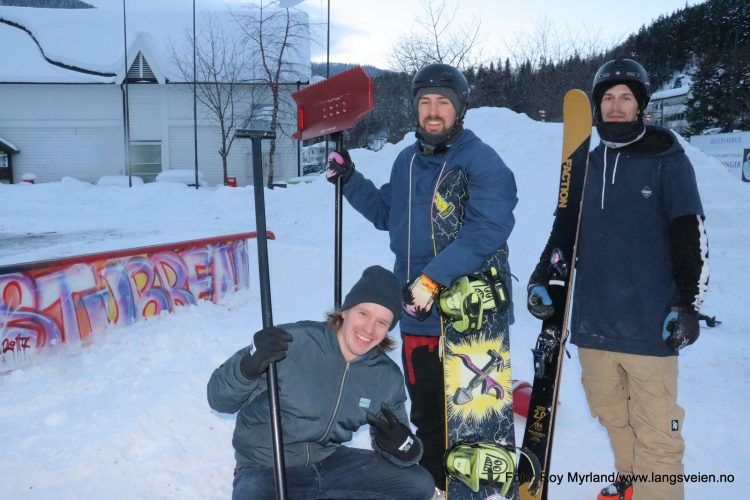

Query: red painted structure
[[0, 232, 274, 371]]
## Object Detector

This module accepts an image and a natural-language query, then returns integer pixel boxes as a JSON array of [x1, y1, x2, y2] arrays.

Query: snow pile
[[155, 169, 209, 186]]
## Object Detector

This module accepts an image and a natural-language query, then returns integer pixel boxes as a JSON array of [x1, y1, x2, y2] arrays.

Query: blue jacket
[[571, 127, 704, 356], [343, 129, 518, 336], [207, 321, 419, 468]]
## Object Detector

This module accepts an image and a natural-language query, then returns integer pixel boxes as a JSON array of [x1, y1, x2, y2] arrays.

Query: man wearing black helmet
[[326, 63, 518, 494], [528, 58, 709, 499]]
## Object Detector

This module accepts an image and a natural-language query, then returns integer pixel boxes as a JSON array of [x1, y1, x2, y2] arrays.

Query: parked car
[[302, 163, 325, 176]]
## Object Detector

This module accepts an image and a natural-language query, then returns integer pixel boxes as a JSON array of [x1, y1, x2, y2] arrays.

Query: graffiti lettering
[[2, 334, 31, 353], [0, 237, 250, 370]]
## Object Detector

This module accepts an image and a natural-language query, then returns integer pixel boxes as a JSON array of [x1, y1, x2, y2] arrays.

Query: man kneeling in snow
[[207, 265, 434, 499]]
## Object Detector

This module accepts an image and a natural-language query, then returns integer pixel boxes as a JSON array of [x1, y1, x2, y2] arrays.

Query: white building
[[301, 140, 336, 175], [645, 85, 691, 134], [0, 3, 310, 186]]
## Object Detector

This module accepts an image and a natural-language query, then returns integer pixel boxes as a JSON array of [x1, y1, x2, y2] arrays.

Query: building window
[[129, 142, 161, 182], [0, 153, 7, 169]]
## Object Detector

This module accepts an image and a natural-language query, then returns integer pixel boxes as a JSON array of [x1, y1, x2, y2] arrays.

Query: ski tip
[[561, 89, 593, 159]]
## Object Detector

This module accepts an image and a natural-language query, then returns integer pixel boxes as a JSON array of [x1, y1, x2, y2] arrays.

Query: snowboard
[[431, 168, 517, 499], [518, 89, 593, 500]]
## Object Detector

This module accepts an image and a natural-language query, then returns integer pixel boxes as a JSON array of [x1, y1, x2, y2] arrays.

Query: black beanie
[[341, 265, 402, 330]]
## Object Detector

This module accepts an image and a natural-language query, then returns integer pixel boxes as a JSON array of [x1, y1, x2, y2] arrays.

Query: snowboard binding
[[444, 442, 541, 496], [438, 267, 509, 333], [532, 325, 561, 379]]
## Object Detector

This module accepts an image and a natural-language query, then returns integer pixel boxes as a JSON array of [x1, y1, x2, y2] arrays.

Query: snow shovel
[[292, 66, 374, 307]]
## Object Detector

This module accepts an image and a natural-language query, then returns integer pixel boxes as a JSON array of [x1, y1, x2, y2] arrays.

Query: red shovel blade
[[292, 66, 374, 141]]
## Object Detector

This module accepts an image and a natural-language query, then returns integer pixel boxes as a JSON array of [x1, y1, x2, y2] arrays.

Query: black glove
[[326, 149, 355, 185], [239, 326, 293, 379], [662, 307, 699, 351], [366, 403, 420, 462], [527, 284, 554, 320]]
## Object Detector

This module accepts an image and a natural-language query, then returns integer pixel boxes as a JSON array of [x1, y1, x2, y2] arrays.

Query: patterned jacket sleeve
[[669, 214, 709, 311]]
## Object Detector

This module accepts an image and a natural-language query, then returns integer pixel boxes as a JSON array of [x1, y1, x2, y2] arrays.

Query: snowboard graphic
[[432, 168, 518, 499]]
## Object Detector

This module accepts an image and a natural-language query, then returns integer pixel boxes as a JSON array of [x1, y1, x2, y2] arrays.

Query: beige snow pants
[[579, 348, 685, 500]]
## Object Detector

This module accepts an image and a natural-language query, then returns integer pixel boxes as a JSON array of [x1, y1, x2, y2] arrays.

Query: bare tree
[[171, 14, 257, 185], [505, 16, 564, 73], [389, 0, 483, 74], [506, 16, 618, 71], [234, 1, 308, 187]]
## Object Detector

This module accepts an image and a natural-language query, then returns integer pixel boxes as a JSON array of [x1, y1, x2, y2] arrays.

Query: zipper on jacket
[[406, 153, 416, 281], [305, 363, 350, 464]]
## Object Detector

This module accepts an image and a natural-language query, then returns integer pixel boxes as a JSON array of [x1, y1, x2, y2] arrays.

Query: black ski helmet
[[411, 63, 470, 120], [592, 58, 651, 120]]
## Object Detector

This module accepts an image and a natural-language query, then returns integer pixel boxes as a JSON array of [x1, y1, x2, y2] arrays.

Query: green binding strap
[[445, 442, 516, 496], [438, 267, 509, 333], [444, 443, 542, 497]]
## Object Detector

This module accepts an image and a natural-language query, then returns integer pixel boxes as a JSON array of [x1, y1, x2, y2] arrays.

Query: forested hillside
[[339, 0, 748, 148]]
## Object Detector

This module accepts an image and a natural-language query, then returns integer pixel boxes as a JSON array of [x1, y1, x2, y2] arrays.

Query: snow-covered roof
[[651, 86, 691, 100], [0, 1, 310, 84], [0, 136, 19, 152]]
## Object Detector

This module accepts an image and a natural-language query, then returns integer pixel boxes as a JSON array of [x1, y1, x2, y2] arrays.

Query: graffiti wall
[[0, 233, 259, 371]]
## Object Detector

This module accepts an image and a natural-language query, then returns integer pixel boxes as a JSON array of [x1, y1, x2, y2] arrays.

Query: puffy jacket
[[343, 129, 518, 336], [207, 321, 419, 468], [571, 126, 705, 356]]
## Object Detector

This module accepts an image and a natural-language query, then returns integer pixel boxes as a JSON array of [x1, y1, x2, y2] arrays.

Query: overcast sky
[[295, 0, 707, 69], [89, 0, 707, 70]]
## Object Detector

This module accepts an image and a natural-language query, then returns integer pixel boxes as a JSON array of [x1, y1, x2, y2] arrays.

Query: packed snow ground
[[1, 107, 747, 499]]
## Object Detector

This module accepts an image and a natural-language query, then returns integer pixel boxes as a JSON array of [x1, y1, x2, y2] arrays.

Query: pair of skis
[[518, 89, 592, 499]]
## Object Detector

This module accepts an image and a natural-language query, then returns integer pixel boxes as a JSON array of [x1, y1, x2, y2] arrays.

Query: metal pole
[[325, 1, 342, 308], [296, 81, 301, 177], [333, 131, 343, 308], [193, 0, 199, 189], [323, 1, 331, 159], [250, 133, 287, 500], [122, 0, 131, 188]]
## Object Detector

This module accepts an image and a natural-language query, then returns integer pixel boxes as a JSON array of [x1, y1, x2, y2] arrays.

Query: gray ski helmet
[[592, 58, 651, 119], [411, 63, 469, 120]]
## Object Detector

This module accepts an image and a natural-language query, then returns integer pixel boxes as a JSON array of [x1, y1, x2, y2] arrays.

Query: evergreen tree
[[686, 51, 724, 134], [344, 0, 750, 148]]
